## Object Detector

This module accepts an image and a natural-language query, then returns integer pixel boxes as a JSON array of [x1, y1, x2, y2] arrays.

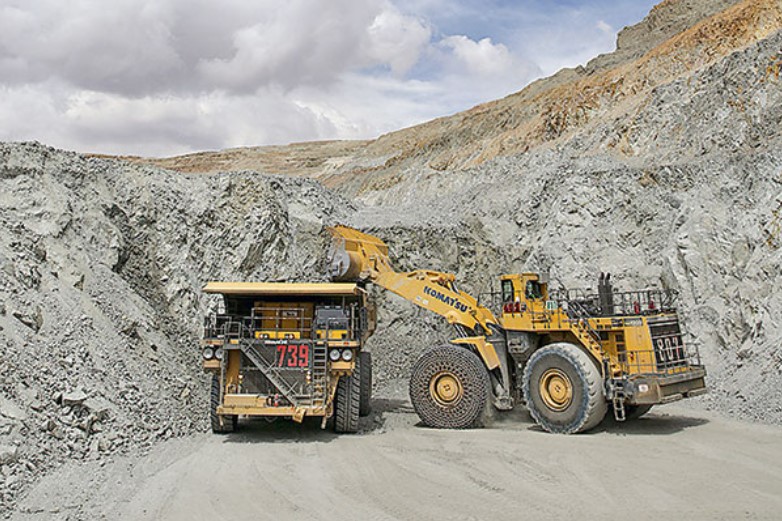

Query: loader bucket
[[327, 225, 392, 281]]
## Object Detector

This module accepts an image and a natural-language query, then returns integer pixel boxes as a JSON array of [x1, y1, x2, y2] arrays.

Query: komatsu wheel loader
[[327, 226, 707, 434]]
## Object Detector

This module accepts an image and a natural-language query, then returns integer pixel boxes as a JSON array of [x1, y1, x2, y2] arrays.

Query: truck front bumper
[[217, 394, 329, 422], [626, 366, 708, 405]]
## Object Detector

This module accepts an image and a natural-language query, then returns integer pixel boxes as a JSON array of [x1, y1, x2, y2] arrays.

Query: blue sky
[[399, 0, 657, 74], [0, 0, 660, 156]]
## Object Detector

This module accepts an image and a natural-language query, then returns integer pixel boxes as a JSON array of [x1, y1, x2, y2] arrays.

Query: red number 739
[[276, 344, 309, 368]]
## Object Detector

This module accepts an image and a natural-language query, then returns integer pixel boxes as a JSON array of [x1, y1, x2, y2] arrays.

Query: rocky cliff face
[[2, 0, 782, 512], [135, 0, 780, 192], [0, 144, 352, 508]]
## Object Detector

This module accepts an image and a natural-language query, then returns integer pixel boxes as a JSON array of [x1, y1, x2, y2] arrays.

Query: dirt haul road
[[11, 399, 782, 521]]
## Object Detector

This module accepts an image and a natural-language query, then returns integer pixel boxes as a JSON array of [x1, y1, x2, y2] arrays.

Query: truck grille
[[237, 340, 328, 407]]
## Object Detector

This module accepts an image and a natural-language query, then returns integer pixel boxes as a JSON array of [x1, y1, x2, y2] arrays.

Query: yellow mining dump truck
[[201, 282, 375, 433], [328, 226, 707, 433]]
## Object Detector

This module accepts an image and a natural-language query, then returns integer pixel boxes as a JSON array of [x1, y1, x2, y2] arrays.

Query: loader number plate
[[654, 336, 685, 366], [275, 344, 310, 368]]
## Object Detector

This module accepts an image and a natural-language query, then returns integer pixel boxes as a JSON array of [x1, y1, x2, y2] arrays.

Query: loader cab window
[[525, 281, 543, 300], [501, 280, 514, 304]]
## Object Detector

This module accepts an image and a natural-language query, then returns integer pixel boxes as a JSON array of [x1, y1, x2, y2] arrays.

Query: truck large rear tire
[[334, 364, 361, 433], [359, 352, 372, 417], [523, 343, 607, 434], [409, 345, 490, 429], [210, 374, 236, 434]]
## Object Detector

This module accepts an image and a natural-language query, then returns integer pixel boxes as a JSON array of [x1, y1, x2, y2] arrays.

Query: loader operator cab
[[525, 280, 544, 300], [501, 273, 548, 313], [502, 274, 545, 301]]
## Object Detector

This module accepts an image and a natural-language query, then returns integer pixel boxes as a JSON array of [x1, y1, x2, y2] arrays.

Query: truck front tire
[[210, 374, 236, 434], [359, 352, 372, 417], [334, 361, 361, 433], [523, 343, 607, 434], [409, 345, 490, 429]]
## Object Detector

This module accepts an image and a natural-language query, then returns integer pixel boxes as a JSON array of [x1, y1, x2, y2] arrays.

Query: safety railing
[[617, 344, 702, 375], [246, 306, 315, 340], [203, 305, 363, 342], [203, 314, 246, 339], [553, 288, 678, 317]]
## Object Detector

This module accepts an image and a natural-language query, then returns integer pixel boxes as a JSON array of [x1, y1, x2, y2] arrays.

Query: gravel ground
[[9, 401, 782, 521]]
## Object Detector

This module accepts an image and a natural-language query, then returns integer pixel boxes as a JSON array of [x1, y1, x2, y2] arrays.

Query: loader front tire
[[210, 374, 236, 434], [409, 345, 490, 429], [523, 343, 607, 434], [334, 362, 361, 433], [359, 352, 372, 417]]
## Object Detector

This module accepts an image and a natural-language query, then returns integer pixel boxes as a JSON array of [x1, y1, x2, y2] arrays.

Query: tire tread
[[334, 357, 361, 433], [409, 345, 490, 429], [359, 352, 372, 417], [522, 342, 607, 434], [210, 374, 235, 434]]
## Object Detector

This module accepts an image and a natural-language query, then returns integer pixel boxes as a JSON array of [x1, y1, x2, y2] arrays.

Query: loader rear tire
[[409, 345, 490, 429], [624, 404, 653, 420], [523, 343, 607, 434], [210, 374, 235, 434], [359, 352, 372, 417], [334, 364, 361, 434]]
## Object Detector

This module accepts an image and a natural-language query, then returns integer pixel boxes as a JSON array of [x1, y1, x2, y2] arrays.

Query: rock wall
[[0, 143, 350, 510]]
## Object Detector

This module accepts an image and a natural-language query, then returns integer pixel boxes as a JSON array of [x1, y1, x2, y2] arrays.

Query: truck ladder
[[310, 345, 328, 408]]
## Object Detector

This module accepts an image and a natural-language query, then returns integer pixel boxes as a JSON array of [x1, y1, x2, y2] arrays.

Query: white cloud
[[0, 1, 183, 94], [596, 20, 614, 35], [440, 36, 514, 75], [0, 82, 342, 157], [365, 7, 432, 76], [0, 0, 634, 156], [198, 1, 375, 91]]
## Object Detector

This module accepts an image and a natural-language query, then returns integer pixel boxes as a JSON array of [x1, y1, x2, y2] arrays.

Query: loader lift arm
[[327, 226, 513, 408]]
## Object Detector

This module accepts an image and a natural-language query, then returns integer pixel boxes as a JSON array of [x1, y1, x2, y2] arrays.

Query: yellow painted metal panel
[[451, 336, 501, 370], [203, 281, 359, 296], [218, 403, 326, 417], [220, 395, 327, 417], [330, 360, 355, 371], [202, 359, 220, 370]]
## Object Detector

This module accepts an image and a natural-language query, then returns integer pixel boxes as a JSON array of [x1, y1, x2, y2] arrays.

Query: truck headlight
[[329, 349, 341, 361], [202, 347, 214, 360], [214, 347, 224, 360], [341, 349, 353, 361]]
